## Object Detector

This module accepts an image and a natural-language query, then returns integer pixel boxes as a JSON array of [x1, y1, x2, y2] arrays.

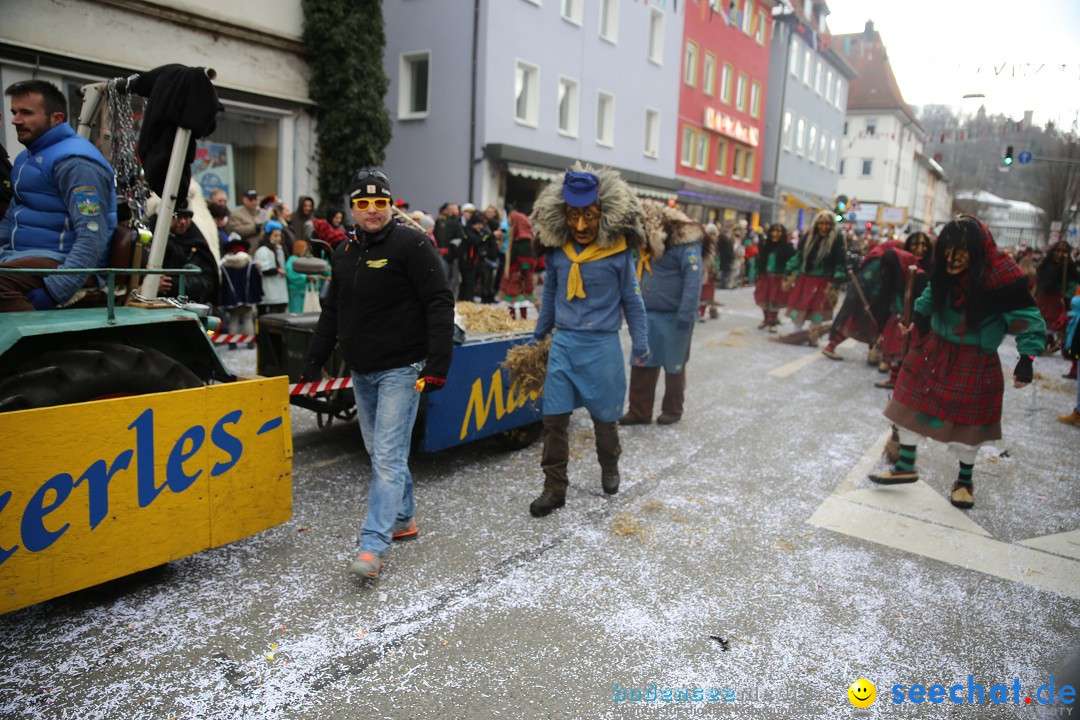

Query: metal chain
[[107, 75, 149, 222]]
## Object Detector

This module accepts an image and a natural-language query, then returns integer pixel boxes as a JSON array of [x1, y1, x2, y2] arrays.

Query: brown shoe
[[618, 413, 651, 426], [878, 361, 891, 373], [601, 467, 620, 495], [949, 482, 974, 509], [656, 414, 680, 425], [821, 347, 843, 360], [529, 490, 566, 517], [1057, 410, 1080, 427], [874, 379, 895, 389], [869, 468, 918, 484]]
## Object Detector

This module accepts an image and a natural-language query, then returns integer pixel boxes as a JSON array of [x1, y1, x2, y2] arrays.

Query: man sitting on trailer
[[0, 80, 117, 312]]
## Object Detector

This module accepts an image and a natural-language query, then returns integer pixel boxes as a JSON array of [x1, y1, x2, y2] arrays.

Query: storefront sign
[[703, 108, 760, 147], [877, 206, 908, 224]]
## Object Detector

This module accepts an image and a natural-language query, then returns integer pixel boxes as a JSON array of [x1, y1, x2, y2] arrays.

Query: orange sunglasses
[[351, 197, 391, 211]]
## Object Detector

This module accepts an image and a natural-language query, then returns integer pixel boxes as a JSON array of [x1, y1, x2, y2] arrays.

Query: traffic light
[[865, 221, 873, 233], [834, 194, 848, 223], [1003, 145, 1014, 167]]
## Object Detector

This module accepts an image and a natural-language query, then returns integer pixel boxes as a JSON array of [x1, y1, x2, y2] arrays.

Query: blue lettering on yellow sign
[[0, 406, 247, 566]]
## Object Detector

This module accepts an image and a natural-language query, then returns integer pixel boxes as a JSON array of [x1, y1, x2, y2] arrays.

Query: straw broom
[[501, 335, 551, 398]]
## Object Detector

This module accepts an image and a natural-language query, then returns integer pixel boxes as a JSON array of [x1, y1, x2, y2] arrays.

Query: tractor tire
[[0, 342, 203, 413], [498, 421, 543, 451]]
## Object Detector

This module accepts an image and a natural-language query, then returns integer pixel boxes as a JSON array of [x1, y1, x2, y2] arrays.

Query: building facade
[[674, 0, 775, 226], [760, 0, 855, 232], [834, 21, 951, 237], [1, 0, 317, 210], [382, 0, 684, 215], [954, 190, 1044, 248]]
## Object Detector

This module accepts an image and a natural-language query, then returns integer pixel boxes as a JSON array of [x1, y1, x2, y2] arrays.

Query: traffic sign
[[1018, 150, 1033, 165]]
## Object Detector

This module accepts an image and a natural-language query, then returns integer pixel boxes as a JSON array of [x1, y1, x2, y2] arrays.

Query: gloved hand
[[781, 274, 795, 292], [297, 365, 323, 395], [632, 349, 650, 367], [415, 368, 446, 394], [1013, 354, 1034, 385], [27, 287, 56, 310]]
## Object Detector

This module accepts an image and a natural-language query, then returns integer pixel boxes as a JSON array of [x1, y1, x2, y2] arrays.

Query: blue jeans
[[351, 364, 422, 556]]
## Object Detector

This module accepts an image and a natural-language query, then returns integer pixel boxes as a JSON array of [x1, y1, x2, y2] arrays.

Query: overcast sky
[[824, 0, 1080, 130]]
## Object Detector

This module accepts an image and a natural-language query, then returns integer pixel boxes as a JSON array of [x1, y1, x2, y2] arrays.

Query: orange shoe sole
[[392, 521, 418, 540]]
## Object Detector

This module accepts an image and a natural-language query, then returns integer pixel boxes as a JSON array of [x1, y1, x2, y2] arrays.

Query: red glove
[[414, 373, 446, 394]]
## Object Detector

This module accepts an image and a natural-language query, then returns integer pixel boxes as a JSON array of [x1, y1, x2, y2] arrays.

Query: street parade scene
[[0, 0, 1078, 718]]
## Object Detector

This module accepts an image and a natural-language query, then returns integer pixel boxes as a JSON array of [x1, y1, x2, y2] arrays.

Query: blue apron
[[643, 311, 692, 374], [543, 329, 626, 422]]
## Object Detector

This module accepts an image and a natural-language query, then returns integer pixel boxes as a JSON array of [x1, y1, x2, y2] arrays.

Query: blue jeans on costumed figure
[[351, 364, 422, 556]]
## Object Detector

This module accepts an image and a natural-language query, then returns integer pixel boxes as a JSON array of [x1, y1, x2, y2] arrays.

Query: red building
[[676, 0, 776, 227]]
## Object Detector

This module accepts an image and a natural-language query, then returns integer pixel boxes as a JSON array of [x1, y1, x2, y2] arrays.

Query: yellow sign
[[0, 377, 292, 615], [459, 368, 539, 440]]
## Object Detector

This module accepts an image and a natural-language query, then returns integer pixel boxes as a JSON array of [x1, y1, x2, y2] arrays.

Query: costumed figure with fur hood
[[781, 210, 847, 346], [619, 201, 708, 426], [869, 216, 1046, 511], [754, 223, 795, 332], [527, 166, 650, 518]]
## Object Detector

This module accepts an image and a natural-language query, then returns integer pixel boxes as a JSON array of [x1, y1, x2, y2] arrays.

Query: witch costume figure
[[869, 216, 1046, 510], [782, 210, 847, 346], [528, 166, 650, 518], [619, 200, 707, 426], [754, 223, 795, 333]]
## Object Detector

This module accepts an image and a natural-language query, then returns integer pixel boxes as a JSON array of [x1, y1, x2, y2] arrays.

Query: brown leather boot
[[592, 415, 622, 495], [531, 413, 571, 517], [621, 366, 659, 425]]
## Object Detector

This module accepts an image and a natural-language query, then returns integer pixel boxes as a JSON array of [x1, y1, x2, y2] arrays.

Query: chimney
[[864, 20, 875, 38]]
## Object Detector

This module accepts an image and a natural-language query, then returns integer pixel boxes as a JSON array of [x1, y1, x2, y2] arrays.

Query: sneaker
[[949, 481, 974, 509], [1057, 410, 1080, 427], [656, 414, 680, 425], [529, 490, 565, 517], [618, 413, 651, 426], [868, 468, 919, 484], [348, 551, 383, 578], [821, 347, 843, 360], [601, 468, 620, 495], [392, 520, 418, 540]]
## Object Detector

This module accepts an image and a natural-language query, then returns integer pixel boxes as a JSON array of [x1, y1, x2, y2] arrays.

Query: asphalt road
[[2, 287, 1078, 720]]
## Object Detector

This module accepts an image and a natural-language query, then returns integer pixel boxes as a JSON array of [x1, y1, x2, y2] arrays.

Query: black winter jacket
[[305, 220, 455, 377]]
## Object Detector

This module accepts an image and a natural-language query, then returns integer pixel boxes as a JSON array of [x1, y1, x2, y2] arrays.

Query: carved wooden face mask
[[945, 245, 970, 275], [566, 203, 602, 245], [909, 237, 929, 260]]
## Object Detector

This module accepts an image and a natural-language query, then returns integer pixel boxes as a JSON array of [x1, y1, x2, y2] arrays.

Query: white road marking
[[809, 433, 1080, 599]]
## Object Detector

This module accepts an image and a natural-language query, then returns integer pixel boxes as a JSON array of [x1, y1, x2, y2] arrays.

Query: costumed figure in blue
[[528, 165, 650, 517], [619, 200, 707, 426]]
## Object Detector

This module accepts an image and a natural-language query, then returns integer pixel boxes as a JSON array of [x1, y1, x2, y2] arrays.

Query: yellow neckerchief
[[636, 246, 654, 282], [563, 237, 628, 300]]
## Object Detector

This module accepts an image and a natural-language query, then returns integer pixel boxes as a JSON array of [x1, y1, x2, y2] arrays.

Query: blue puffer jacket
[[1066, 293, 1080, 354], [6, 123, 116, 257]]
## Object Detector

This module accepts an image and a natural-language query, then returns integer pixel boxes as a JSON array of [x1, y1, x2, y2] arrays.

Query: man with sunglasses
[[300, 170, 455, 580]]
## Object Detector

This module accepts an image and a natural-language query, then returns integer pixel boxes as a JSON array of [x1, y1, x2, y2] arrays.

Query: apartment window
[[866, 118, 877, 136], [789, 37, 800, 76], [703, 52, 716, 96], [715, 138, 729, 176], [819, 132, 827, 166], [644, 108, 660, 158], [749, 81, 761, 118], [843, 121, 849, 136], [861, 158, 873, 176], [522, 0, 541, 4], [814, 61, 823, 95], [795, 117, 806, 156], [744, 150, 755, 182], [398, 51, 430, 119], [825, 69, 834, 103], [648, 8, 664, 64], [596, 91, 615, 146], [782, 110, 793, 151], [694, 130, 709, 171], [755, 9, 767, 44], [720, 63, 733, 104], [680, 125, 694, 167], [735, 73, 747, 112], [561, 0, 583, 25], [599, 0, 619, 42], [803, 49, 812, 84], [684, 40, 698, 87], [557, 76, 579, 137], [807, 125, 817, 163], [514, 60, 540, 127], [839, 158, 846, 176], [730, 146, 747, 180], [741, 0, 753, 34], [835, 79, 844, 109]]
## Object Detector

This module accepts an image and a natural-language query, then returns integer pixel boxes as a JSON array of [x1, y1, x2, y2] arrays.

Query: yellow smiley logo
[[847, 678, 876, 708]]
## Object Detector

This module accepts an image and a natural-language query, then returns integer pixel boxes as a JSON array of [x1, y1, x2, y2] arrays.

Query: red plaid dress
[[786, 275, 835, 323], [754, 273, 787, 308], [891, 333, 1003, 425]]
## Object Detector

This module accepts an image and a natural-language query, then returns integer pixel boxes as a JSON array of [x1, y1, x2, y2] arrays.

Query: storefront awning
[[783, 192, 814, 209], [630, 183, 678, 201], [506, 162, 562, 183]]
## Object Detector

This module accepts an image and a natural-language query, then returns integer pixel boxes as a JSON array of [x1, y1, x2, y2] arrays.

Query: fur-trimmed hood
[[530, 163, 644, 250], [640, 200, 708, 265]]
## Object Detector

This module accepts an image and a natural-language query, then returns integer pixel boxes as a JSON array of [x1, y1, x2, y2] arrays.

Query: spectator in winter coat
[[219, 234, 262, 348], [228, 188, 261, 242], [255, 220, 288, 316]]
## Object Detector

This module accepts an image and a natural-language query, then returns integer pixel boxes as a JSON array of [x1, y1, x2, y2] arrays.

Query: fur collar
[[531, 163, 644, 250], [640, 200, 706, 262]]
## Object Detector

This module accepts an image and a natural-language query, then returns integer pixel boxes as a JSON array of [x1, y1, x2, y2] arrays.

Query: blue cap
[[264, 220, 284, 234], [562, 171, 599, 207]]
